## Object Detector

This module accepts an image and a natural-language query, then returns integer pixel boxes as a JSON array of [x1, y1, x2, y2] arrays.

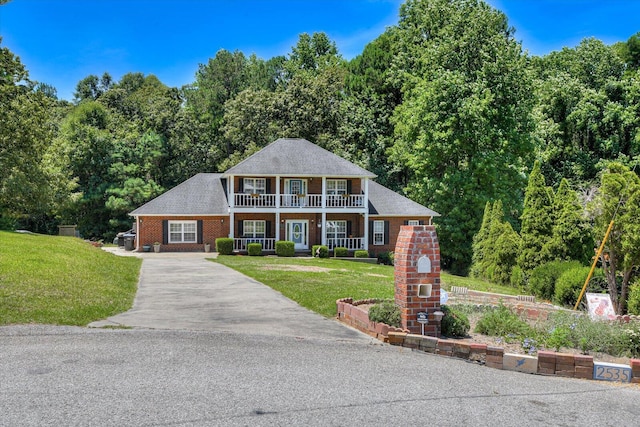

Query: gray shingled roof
[[224, 138, 377, 178], [368, 181, 440, 217], [129, 173, 228, 216]]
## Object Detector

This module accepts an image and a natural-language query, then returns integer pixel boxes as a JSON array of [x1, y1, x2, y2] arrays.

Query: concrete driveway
[[90, 249, 371, 342]]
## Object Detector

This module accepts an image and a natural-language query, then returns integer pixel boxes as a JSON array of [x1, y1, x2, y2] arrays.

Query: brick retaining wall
[[337, 297, 640, 384]]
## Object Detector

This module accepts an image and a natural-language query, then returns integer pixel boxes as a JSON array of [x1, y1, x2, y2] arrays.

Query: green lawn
[[213, 256, 524, 317], [0, 231, 141, 326]]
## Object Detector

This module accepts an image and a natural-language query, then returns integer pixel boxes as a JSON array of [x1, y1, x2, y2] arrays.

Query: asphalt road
[[1, 325, 639, 426], [3, 251, 639, 425]]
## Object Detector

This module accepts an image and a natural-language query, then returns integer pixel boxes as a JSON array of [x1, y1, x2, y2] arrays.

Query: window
[[373, 220, 385, 245], [407, 220, 420, 226], [326, 220, 347, 240], [326, 179, 347, 195], [243, 178, 266, 194], [169, 221, 197, 243], [243, 220, 265, 238]]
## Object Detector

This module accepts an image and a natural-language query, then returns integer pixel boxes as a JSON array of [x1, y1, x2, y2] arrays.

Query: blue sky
[[2, 0, 639, 101]]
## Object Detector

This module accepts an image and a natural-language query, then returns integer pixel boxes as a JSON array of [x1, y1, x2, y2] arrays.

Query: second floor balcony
[[232, 193, 366, 209]]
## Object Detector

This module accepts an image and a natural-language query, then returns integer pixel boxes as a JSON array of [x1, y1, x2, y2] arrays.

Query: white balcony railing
[[325, 194, 365, 208], [326, 237, 365, 250], [233, 193, 366, 209], [280, 194, 322, 207], [234, 193, 276, 207], [234, 238, 276, 251]]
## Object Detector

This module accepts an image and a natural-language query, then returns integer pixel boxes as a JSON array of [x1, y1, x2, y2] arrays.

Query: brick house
[[130, 138, 439, 254]]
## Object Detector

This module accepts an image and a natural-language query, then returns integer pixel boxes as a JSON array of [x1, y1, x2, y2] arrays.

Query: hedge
[[276, 240, 295, 257], [247, 242, 263, 256], [215, 238, 234, 255]]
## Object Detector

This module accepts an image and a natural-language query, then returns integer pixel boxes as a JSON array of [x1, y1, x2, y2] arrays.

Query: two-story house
[[130, 138, 439, 254]]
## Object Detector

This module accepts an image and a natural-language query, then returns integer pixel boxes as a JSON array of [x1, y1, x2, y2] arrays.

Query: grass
[[0, 231, 141, 326], [440, 273, 522, 296], [213, 256, 395, 317], [213, 256, 528, 317]]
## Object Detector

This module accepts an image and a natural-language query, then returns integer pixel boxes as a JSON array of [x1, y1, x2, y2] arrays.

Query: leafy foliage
[[275, 241, 295, 257], [368, 300, 401, 328], [215, 238, 234, 255], [247, 242, 263, 256], [440, 305, 470, 338]]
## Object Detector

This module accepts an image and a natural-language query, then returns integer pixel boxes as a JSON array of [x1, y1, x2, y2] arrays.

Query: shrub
[[474, 304, 533, 340], [354, 250, 369, 258], [215, 238, 234, 255], [368, 300, 400, 328], [628, 279, 640, 315], [528, 260, 583, 301], [554, 266, 591, 307], [440, 305, 470, 337], [312, 245, 329, 258], [275, 240, 295, 257], [247, 242, 262, 256], [334, 247, 348, 257], [377, 251, 394, 265], [510, 265, 525, 288]]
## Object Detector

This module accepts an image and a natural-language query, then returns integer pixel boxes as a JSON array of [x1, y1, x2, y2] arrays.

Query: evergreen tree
[[518, 161, 554, 273], [542, 178, 592, 263], [493, 222, 522, 286], [470, 201, 492, 278]]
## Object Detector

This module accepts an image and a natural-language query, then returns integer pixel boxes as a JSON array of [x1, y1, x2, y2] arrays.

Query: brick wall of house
[[136, 216, 228, 252], [367, 217, 433, 256]]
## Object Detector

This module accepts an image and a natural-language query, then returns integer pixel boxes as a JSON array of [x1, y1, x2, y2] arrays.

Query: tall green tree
[[542, 178, 592, 263], [518, 161, 554, 273], [389, 0, 535, 273], [0, 39, 58, 229], [588, 161, 640, 314]]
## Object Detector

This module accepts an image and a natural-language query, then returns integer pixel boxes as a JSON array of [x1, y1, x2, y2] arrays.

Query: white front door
[[286, 220, 309, 250]]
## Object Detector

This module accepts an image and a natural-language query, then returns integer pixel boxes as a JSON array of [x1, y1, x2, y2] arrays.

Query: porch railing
[[233, 193, 366, 209], [234, 193, 276, 207], [234, 238, 276, 251], [326, 237, 365, 250]]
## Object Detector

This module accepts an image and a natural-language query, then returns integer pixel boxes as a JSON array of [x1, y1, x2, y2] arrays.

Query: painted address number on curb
[[593, 363, 632, 382]]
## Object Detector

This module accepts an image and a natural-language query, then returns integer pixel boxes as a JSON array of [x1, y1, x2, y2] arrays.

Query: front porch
[[230, 213, 368, 253], [232, 236, 366, 252]]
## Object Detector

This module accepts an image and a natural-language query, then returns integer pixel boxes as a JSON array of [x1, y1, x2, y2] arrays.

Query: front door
[[286, 220, 309, 250]]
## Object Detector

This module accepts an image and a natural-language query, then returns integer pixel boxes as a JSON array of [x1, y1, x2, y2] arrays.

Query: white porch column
[[321, 177, 327, 208], [228, 176, 235, 239], [276, 176, 281, 208], [321, 211, 327, 246], [275, 211, 280, 242], [229, 175, 235, 208], [363, 178, 369, 251]]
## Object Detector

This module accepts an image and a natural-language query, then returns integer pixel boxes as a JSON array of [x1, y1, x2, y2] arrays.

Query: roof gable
[[129, 173, 228, 216], [224, 138, 376, 178], [368, 181, 440, 217]]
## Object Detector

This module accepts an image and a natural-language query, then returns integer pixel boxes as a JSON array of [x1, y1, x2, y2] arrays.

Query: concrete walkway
[[90, 249, 371, 342]]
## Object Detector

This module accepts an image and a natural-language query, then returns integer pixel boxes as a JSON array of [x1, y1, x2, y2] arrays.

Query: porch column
[[275, 176, 280, 208], [363, 178, 369, 251], [321, 211, 327, 246], [275, 211, 280, 242], [321, 177, 327, 208], [229, 210, 234, 239]]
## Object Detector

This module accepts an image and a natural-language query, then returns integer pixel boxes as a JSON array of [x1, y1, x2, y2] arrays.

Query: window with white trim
[[326, 179, 347, 195], [243, 220, 265, 237], [407, 220, 420, 226], [373, 220, 385, 245], [326, 220, 347, 240], [169, 220, 197, 243], [243, 178, 266, 194]]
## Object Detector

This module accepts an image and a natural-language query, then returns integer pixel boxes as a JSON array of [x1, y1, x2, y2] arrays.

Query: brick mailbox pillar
[[394, 225, 442, 336]]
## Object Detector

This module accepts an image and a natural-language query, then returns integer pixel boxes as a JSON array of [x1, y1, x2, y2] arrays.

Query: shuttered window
[[243, 220, 266, 238], [373, 220, 385, 245], [168, 221, 197, 243]]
